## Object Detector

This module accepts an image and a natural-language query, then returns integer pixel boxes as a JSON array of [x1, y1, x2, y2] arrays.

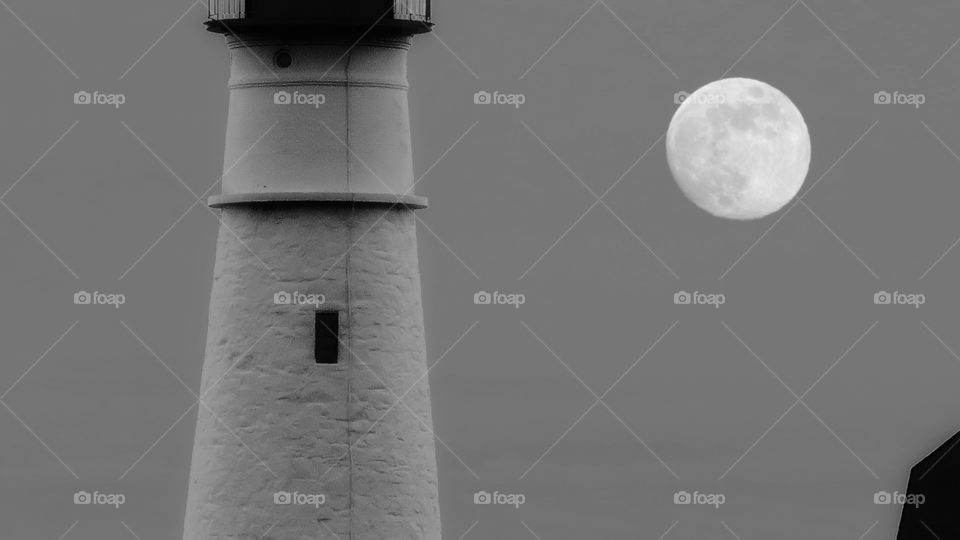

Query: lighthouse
[[182, 2, 441, 539]]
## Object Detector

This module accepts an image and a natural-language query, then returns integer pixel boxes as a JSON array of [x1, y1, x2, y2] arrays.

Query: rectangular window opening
[[315, 311, 340, 365]]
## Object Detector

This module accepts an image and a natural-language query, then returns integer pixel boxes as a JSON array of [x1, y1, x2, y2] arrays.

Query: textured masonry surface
[[183, 205, 441, 540]]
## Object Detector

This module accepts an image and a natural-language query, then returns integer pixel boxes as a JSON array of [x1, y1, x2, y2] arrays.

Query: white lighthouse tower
[[182, 2, 441, 538]]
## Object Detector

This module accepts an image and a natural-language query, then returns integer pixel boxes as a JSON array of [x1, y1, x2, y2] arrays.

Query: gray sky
[[2, 0, 960, 538]]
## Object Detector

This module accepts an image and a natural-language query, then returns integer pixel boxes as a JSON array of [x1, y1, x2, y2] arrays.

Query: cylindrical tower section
[[184, 5, 439, 538]]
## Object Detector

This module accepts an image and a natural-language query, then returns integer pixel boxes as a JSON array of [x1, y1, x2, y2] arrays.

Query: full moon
[[666, 78, 811, 220]]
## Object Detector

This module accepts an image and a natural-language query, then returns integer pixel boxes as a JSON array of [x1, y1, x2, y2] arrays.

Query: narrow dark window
[[315, 312, 340, 364]]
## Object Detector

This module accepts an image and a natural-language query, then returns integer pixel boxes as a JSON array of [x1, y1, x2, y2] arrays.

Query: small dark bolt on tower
[[183, 2, 440, 538]]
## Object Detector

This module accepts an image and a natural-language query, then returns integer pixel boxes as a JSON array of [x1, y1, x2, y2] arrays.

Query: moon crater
[[666, 78, 811, 220]]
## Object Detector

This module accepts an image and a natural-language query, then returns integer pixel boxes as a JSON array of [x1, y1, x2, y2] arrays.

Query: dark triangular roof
[[897, 429, 960, 539]]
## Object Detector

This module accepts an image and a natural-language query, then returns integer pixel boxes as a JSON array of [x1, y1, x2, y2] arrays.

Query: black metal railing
[[208, 0, 430, 23]]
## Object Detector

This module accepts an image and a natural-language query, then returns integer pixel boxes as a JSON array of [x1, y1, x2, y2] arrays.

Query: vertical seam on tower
[[343, 45, 355, 540]]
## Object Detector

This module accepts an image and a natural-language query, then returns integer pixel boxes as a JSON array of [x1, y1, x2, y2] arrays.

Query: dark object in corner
[[897, 430, 960, 538]]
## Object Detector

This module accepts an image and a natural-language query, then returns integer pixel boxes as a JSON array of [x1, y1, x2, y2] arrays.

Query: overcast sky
[[2, 0, 960, 538]]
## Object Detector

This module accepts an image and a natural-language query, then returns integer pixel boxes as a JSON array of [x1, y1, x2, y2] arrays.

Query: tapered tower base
[[183, 203, 440, 539]]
